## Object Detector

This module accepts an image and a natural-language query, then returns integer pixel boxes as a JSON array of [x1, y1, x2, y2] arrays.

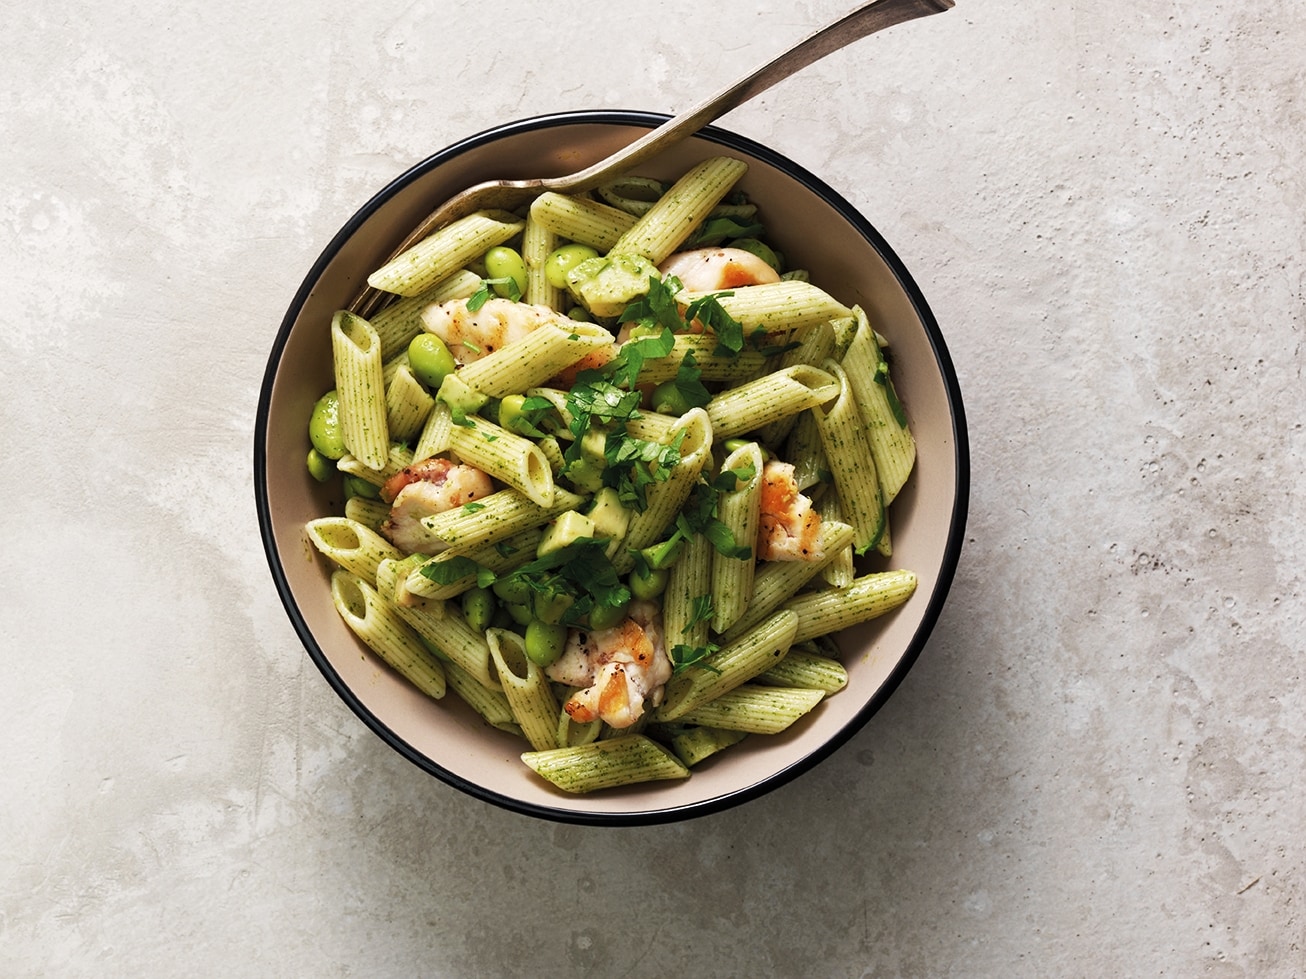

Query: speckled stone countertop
[[4, 1, 1303, 975]]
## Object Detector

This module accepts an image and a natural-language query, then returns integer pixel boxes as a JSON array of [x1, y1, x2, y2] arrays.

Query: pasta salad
[[304, 156, 918, 793]]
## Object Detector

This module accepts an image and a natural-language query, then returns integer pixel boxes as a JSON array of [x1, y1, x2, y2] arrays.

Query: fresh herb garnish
[[467, 276, 522, 311], [670, 641, 721, 674]]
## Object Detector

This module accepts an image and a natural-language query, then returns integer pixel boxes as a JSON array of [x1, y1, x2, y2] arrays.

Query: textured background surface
[[3, 0, 1303, 975]]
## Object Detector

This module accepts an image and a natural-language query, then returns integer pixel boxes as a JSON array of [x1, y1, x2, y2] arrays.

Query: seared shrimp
[[756, 460, 824, 562], [420, 297, 557, 364], [658, 246, 781, 292], [379, 457, 495, 555], [546, 601, 672, 729]]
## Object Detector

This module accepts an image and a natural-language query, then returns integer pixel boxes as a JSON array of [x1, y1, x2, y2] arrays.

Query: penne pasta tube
[[784, 408, 829, 493], [343, 494, 389, 532], [705, 364, 840, 441], [710, 441, 764, 632], [528, 192, 637, 251], [520, 735, 690, 793], [843, 306, 916, 505], [813, 359, 884, 554], [396, 602, 499, 690], [782, 569, 919, 645], [756, 321, 837, 446], [671, 685, 824, 735], [369, 269, 482, 361], [667, 725, 749, 767], [330, 570, 445, 699], [337, 442, 415, 487], [305, 517, 403, 584], [816, 491, 855, 589], [521, 214, 564, 310], [443, 659, 516, 730], [368, 210, 525, 297], [680, 280, 852, 337], [488, 628, 561, 751], [716, 520, 856, 645], [446, 414, 555, 507], [384, 364, 435, 443], [654, 610, 798, 722], [608, 156, 749, 264], [331, 310, 390, 470], [405, 527, 544, 601], [661, 531, 714, 655], [421, 487, 586, 555], [373, 554, 437, 609], [755, 647, 849, 694], [622, 408, 714, 555], [636, 335, 769, 386], [453, 320, 616, 398], [412, 401, 453, 463]]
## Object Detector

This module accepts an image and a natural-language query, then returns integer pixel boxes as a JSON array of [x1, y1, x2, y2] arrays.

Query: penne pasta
[[446, 414, 555, 507], [369, 269, 482, 361], [705, 364, 840, 441], [520, 735, 690, 793], [488, 628, 561, 751], [783, 569, 919, 645], [368, 210, 525, 297], [528, 191, 637, 251], [813, 359, 884, 554], [654, 610, 798, 722], [303, 155, 927, 795], [670, 685, 824, 735], [452, 320, 615, 397], [384, 363, 436, 443], [843, 306, 917, 505], [710, 441, 764, 632], [305, 517, 403, 584], [681, 280, 852, 337], [331, 310, 390, 470], [421, 487, 585, 555], [608, 156, 749, 264], [330, 570, 445, 699]]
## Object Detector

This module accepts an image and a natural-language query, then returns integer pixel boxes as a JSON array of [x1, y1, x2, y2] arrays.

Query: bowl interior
[[257, 112, 967, 824]]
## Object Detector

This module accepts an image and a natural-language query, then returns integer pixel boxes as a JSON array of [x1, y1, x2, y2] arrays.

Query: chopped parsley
[[670, 641, 720, 674], [467, 275, 522, 310]]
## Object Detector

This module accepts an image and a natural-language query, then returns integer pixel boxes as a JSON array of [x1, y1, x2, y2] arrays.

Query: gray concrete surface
[[3, 0, 1302, 975]]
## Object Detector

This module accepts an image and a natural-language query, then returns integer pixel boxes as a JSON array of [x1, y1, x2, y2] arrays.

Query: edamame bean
[[492, 577, 532, 606], [484, 246, 528, 299], [497, 394, 541, 438], [524, 620, 568, 667], [586, 599, 629, 631], [306, 448, 335, 482], [506, 602, 534, 626], [343, 474, 380, 500], [461, 586, 496, 633], [629, 565, 669, 601], [544, 243, 599, 289], [650, 379, 692, 416], [308, 390, 346, 459], [407, 333, 456, 389]]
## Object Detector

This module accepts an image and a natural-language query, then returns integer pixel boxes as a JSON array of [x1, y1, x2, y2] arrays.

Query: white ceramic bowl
[[255, 111, 968, 824]]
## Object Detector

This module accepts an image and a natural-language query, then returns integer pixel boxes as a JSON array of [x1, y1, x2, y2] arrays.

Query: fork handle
[[546, 0, 954, 194]]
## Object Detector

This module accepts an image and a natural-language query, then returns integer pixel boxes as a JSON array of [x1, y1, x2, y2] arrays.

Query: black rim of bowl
[[254, 109, 970, 826]]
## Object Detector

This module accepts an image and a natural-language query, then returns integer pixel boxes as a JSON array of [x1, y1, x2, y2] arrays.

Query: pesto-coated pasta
[[305, 156, 924, 795]]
